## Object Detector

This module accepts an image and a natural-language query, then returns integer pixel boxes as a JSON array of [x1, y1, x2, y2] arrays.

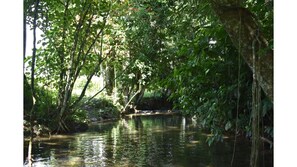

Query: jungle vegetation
[[24, 0, 273, 166]]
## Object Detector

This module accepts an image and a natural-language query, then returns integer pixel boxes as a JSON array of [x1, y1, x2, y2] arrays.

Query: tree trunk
[[105, 65, 115, 96], [70, 63, 101, 109], [250, 36, 262, 167], [27, 0, 40, 166], [122, 89, 142, 113], [23, 9, 26, 61], [57, 0, 70, 110], [209, 1, 273, 102], [113, 66, 119, 104], [55, 3, 109, 132], [135, 86, 145, 105], [31, 0, 40, 95], [208, 2, 272, 167]]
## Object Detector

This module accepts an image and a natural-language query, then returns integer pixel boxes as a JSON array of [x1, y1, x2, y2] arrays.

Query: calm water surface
[[24, 115, 272, 167]]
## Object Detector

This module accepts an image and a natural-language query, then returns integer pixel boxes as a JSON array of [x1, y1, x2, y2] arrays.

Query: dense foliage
[[24, 0, 273, 154]]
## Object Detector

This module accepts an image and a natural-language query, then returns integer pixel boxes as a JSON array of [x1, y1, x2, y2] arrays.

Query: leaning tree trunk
[[208, 1, 273, 167], [209, 0, 273, 102]]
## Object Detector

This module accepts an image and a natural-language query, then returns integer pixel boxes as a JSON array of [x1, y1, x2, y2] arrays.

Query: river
[[24, 115, 272, 167]]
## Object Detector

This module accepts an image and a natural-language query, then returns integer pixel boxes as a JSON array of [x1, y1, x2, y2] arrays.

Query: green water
[[24, 115, 272, 167]]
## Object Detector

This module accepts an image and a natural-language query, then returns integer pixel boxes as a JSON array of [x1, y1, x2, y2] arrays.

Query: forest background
[[0, 0, 296, 166]]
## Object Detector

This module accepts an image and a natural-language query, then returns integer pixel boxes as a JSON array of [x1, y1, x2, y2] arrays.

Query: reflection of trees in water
[[134, 117, 143, 130], [108, 116, 176, 166], [27, 117, 175, 166], [27, 116, 272, 166], [80, 136, 106, 165]]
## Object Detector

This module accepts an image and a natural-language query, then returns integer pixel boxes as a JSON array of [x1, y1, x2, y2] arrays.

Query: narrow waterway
[[24, 115, 272, 167]]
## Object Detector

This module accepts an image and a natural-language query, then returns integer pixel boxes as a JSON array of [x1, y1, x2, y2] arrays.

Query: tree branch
[[260, 136, 273, 146]]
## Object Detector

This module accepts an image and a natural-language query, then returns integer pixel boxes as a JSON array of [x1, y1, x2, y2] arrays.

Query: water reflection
[[24, 115, 272, 167]]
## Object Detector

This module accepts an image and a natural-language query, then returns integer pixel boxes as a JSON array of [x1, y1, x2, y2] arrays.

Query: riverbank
[[124, 109, 181, 117]]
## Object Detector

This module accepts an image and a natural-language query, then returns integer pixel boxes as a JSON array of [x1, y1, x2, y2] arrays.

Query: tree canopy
[[24, 0, 273, 166]]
